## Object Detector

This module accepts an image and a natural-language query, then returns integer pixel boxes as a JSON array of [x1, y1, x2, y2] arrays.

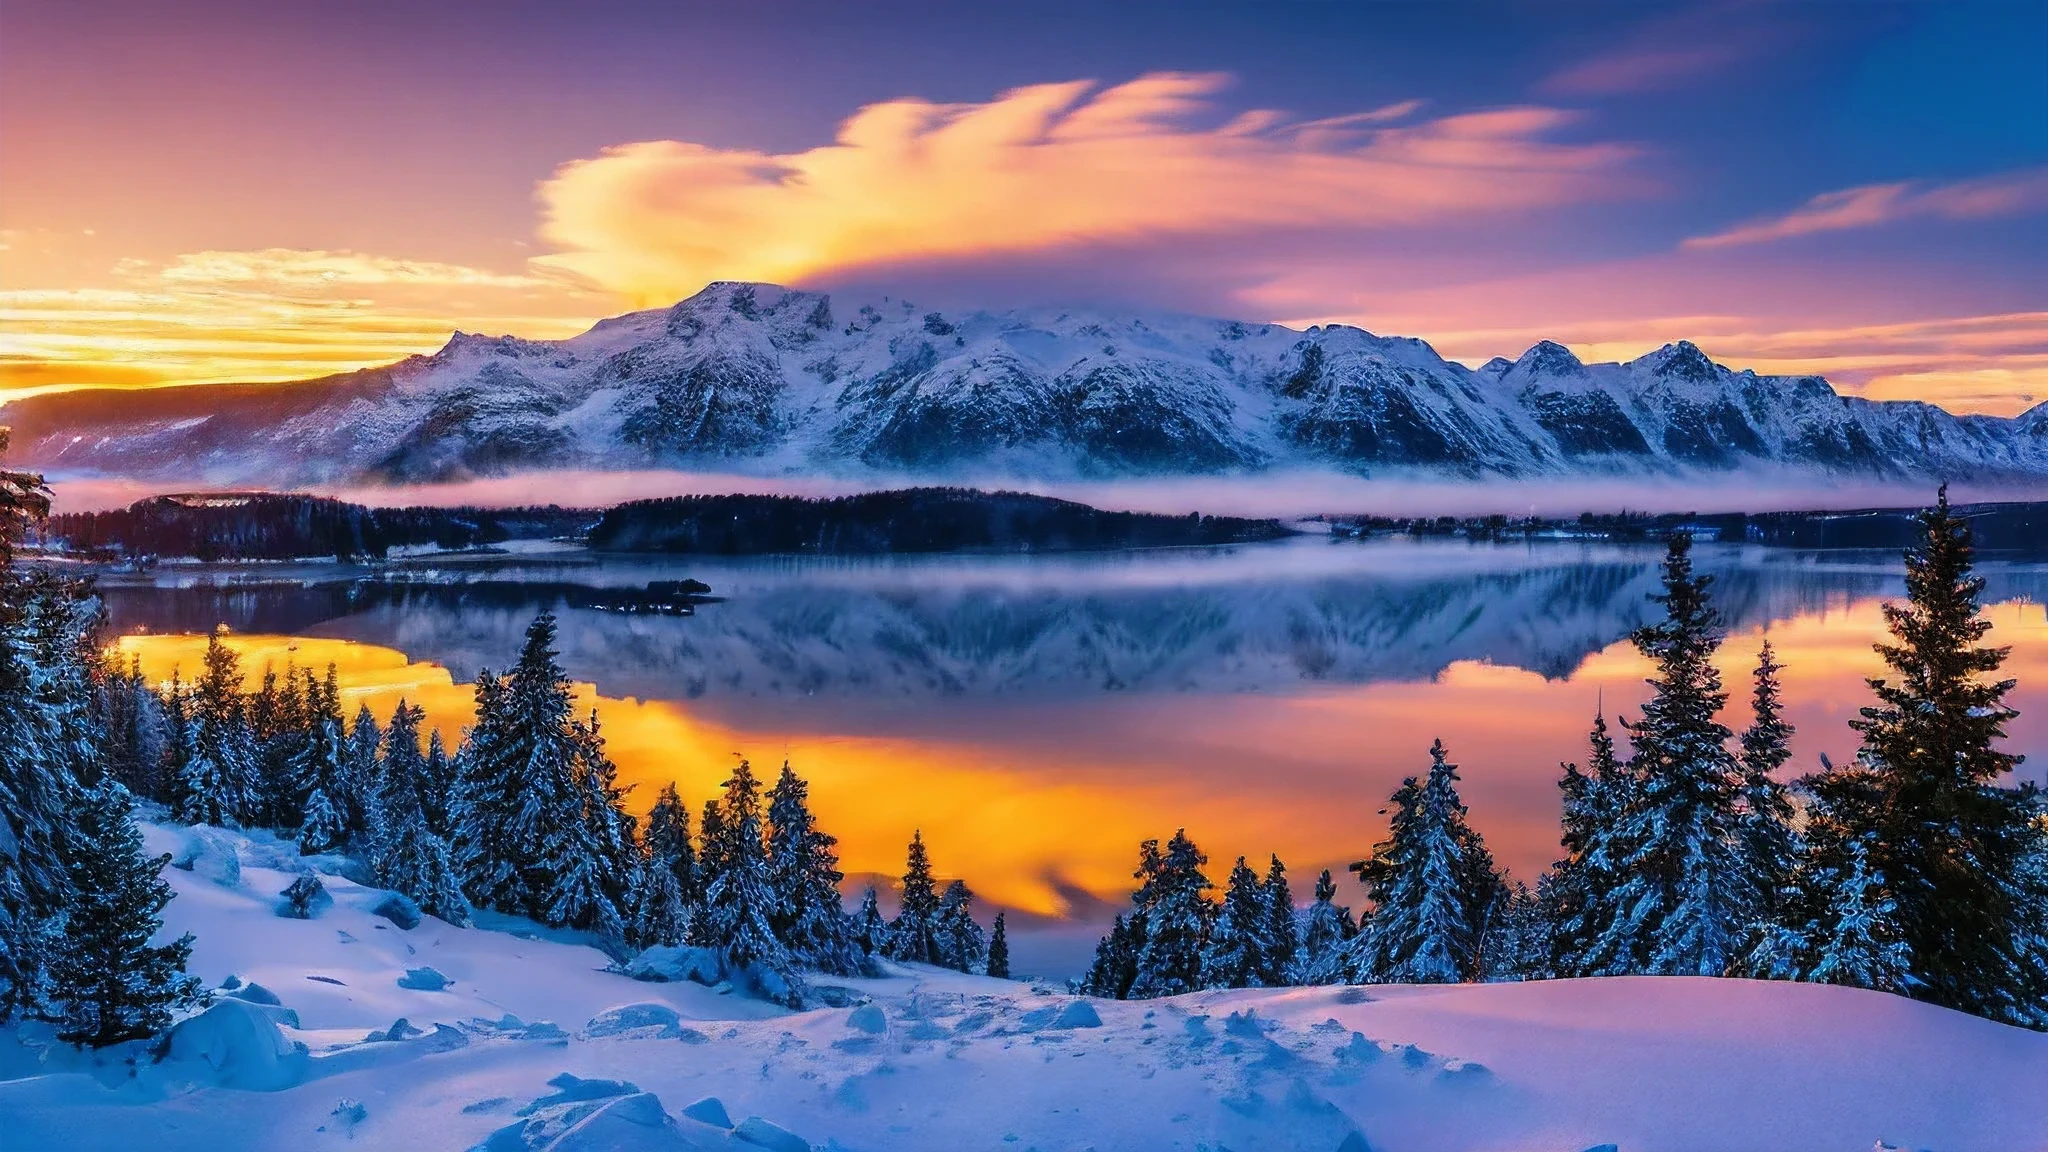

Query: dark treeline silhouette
[[1086, 491, 2048, 1029], [42, 494, 594, 561], [588, 488, 1293, 554], [1336, 499, 2048, 550]]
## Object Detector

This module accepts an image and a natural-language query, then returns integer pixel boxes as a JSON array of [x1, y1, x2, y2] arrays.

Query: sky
[[3, 0, 2045, 412]]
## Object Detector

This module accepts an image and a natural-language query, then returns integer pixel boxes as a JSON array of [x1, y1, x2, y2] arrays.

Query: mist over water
[[102, 537, 2048, 977]]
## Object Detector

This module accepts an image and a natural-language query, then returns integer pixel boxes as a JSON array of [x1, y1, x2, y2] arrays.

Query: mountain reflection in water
[[101, 538, 2048, 977]]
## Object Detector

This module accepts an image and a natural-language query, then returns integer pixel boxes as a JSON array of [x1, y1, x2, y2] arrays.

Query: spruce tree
[[1129, 829, 1212, 999], [48, 779, 203, 1047], [1259, 854, 1298, 986], [1545, 709, 1631, 976], [887, 831, 943, 965], [421, 729, 453, 837], [294, 716, 351, 855], [853, 886, 888, 957], [766, 761, 857, 973], [1082, 913, 1139, 998], [630, 783, 695, 948], [448, 670, 520, 911], [1201, 856, 1272, 989], [100, 655, 166, 802], [368, 701, 469, 925], [1351, 741, 1496, 983], [1808, 488, 2047, 1023], [542, 712, 632, 938], [1599, 534, 1753, 977], [175, 631, 259, 827], [342, 702, 382, 839], [1478, 879, 1547, 982], [986, 910, 1011, 979], [1294, 869, 1357, 984], [936, 879, 987, 973], [1751, 832, 1909, 993], [699, 759, 799, 1004], [1738, 640, 1801, 922]]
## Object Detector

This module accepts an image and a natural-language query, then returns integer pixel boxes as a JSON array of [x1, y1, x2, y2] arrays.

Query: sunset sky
[[4, 0, 2044, 411]]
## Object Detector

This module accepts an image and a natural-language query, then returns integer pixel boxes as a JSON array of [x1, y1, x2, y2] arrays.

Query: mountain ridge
[[7, 280, 2046, 486]]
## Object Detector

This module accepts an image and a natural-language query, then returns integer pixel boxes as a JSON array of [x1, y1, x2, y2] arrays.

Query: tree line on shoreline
[[1084, 491, 2048, 1029]]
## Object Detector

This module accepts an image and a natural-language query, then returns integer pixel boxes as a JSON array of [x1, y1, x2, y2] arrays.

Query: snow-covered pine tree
[[1130, 829, 1213, 999], [542, 712, 632, 939], [342, 702, 382, 840], [1351, 740, 1497, 983], [987, 910, 1010, 979], [421, 729, 453, 838], [1738, 640, 1801, 923], [99, 654, 166, 802], [698, 758, 800, 1005], [293, 716, 351, 855], [1599, 534, 1754, 978], [448, 669, 521, 911], [48, 778, 202, 1047], [1807, 488, 2048, 1024], [1477, 878, 1547, 982], [1259, 854, 1298, 986], [644, 783, 697, 903], [936, 879, 987, 973], [175, 630, 260, 827], [766, 761, 857, 974], [368, 701, 470, 925], [1082, 913, 1139, 998], [853, 886, 888, 958], [1201, 856, 1272, 989], [688, 797, 729, 947], [1544, 708, 1632, 976], [1293, 868, 1357, 984], [253, 661, 307, 827], [886, 830, 943, 965], [1750, 831, 1909, 993], [629, 782, 694, 947]]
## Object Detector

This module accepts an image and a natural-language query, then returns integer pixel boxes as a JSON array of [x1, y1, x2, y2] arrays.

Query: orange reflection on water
[[115, 597, 2048, 920]]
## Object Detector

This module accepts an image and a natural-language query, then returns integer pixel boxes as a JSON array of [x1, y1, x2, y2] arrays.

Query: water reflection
[[101, 539, 2048, 974]]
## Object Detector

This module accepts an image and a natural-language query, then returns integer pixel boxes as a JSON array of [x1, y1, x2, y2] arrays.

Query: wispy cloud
[[120, 248, 561, 290], [1683, 167, 2048, 249], [533, 72, 1635, 304], [1538, 4, 1784, 96]]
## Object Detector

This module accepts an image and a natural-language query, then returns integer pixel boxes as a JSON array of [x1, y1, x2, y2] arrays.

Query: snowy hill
[[2, 820, 2040, 1152], [9, 282, 2048, 488]]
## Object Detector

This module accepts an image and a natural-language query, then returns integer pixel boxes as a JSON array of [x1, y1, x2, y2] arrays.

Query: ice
[[679, 1097, 733, 1129]]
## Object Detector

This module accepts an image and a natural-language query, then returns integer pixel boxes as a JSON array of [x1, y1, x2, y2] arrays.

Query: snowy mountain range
[[9, 281, 2048, 486]]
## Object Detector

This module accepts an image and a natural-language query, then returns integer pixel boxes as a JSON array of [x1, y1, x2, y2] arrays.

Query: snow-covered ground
[[2, 821, 2040, 1152]]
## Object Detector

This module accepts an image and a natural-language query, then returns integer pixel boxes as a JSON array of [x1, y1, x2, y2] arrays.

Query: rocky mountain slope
[[8, 281, 2047, 486]]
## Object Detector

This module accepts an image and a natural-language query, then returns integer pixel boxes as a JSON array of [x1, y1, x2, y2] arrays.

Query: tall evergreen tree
[[1129, 829, 1213, 999], [48, 779, 203, 1047], [936, 879, 987, 974], [766, 761, 857, 973], [1259, 854, 1298, 987], [368, 701, 469, 926], [175, 631, 259, 827], [630, 782, 696, 948], [342, 702, 382, 839], [698, 759, 799, 1004], [1082, 913, 1140, 999], [1750, 832, 1909, 993], [1738, 640, 1801, 922], [1350, 741, 1497, 983], [1478, 879, 1547, 982], [853, 886, 888, 958], [293, 716, 351, 855], [1545, 709, 1631, 976], [887, 830, 943, 965], [421, 729, 453, 838], [1598, 534, 1753, 977], [986, 911, 1010, 979], [1293, 869, 1357, 984], [1201, 856, 1273, 989], [100, 655, 166, 802], [543, 712, 632, 938], [1807, 488, 2047, 1024], [448, 670, 520, 910]]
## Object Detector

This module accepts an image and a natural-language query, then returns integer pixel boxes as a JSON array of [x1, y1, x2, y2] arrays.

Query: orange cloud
[[533, 72, 1636, 305], [1684, 167, 2048, 249]]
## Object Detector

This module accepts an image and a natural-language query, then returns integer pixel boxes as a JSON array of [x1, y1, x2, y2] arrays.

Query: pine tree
[[175, 631, 259, 827], [1738, 640, 1801, 923], [986, 911, 1011, 979], [1598, 534, 1753, 977], [368, 701, 469, 925], [1350, 741, 1497, 983], [630, 783, 695, 947], [294, 716, 351, 855], [342, 702, 383, 839], [698, 759, 800, 1005], [1293, 869, 1357, 984], [1750, 832, 1909, 993], [543, 712, 632, 938], [766, 761, 857, 974], [1808, 488, 2047, 1024], [1477, 878, 1547, 982], [853, 886, 888, 957], [1259, 854, 1298, 987], [936, 879, 987, 973], [887, 830, 943, 965], [100, 655, 166, 802], [421, 729, 453, 838], [1130, 829, 1212, 999], [1082, 913, 1139, 998], [1201, 856, 1272, 989], [1545, 708, 1632, 976], [48, 780, 203, 1047], [448, 670, 521, 911]]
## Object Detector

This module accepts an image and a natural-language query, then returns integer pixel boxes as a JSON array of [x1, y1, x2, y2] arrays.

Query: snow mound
[[843, 1004, 886, 1034], [161, 998, 311, 1091], [397, 966, 450, 991], [732, 1116, 810, 1152], [680, 1097, 732, 1129], [623, 945, 723, 985], [585, 1003, 684, 1039], [370, 891, 424, 929], [170, 826, 242, 887]]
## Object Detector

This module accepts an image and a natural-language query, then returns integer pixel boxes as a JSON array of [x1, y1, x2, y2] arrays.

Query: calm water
[[103, 537, 2048, 976]]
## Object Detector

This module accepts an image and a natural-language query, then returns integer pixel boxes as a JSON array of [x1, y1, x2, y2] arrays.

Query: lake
[[101, 537, 2048, 977]]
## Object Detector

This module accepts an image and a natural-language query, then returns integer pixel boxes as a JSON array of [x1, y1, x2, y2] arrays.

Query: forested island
[[585, 488, 1295, 554], [39, 494, 595, 562]]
